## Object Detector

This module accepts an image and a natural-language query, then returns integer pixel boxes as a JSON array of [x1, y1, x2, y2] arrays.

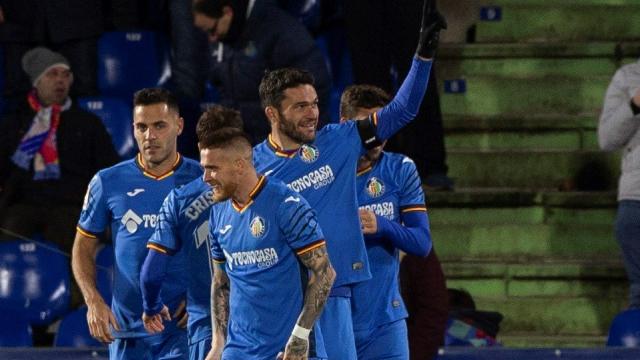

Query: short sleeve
[[147, 191, 181, 255], [277, 191, 325, 256], [208, 207, 226, 264], [77, 174, 110, 237], [398, 157, 426, 213]]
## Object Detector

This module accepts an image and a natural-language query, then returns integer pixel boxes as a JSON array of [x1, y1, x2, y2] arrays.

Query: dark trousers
[[344, 0, 448, 178], [616, 200, 640, 308]]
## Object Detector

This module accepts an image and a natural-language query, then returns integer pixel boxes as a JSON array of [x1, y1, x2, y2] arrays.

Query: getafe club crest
[[299, 144, 319, 163], [250, 216, 267, 238], [366, 177, 385, 198]]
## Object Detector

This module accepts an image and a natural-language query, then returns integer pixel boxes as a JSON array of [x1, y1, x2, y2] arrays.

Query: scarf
[[11, 90, 71, 180]]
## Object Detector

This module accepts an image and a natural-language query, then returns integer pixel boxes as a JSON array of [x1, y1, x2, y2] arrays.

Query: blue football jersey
[[147, 177, 215, 344], [253, 122, 371, 287], [351, 152, 426, 331], [209, 176, 327, 360], [77, 154, 202, 338]]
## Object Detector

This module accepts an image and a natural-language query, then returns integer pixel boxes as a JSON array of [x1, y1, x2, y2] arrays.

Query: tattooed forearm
[[296, 244, 336, 330], [212, 265, 230, 339], [284, 335, 309, 359]]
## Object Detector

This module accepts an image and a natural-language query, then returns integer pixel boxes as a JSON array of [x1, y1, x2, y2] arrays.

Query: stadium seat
[[0, 313, 32, 347], [607, 309, 640, 347], [95, 244, 114, 304], [78, 96, 136, 159], [97, 31, 171, 100], [0, 240, 71, 326], [53, 306, 102, 347]]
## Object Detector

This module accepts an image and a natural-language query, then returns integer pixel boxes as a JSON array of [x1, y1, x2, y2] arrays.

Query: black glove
[[415, 0, 447, 59]]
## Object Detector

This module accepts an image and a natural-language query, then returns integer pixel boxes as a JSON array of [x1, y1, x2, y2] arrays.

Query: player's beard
[[277, 110, 316, 144], [212, 181, 238, 203]]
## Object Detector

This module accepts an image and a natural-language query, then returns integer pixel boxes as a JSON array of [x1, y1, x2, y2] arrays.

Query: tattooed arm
[[205, 263, 230, 360], [283, 244, 336, 360]]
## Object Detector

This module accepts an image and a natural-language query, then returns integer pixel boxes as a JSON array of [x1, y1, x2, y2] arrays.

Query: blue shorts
[[108, 329, 188, 360], [189, 336, 211, 360], [317, 290, 357, 360], [354, 319, 409, 360]]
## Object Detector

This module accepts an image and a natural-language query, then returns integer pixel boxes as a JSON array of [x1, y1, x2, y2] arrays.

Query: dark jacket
[[208, 0, 332, 143], [0, 98, 119, 208], [0, 0, 103, 43]]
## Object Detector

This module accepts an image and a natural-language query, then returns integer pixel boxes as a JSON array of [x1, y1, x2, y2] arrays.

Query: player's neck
[[357, 157, 373, 173], [270, 130, 301, 151], [140, 151, 179, 176], [232, 170, 260, 206]]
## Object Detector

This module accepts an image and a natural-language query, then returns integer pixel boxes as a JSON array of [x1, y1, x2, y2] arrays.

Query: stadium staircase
[[428, 0, 640, 347]]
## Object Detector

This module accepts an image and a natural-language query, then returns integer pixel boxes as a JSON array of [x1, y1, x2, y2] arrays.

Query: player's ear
[[265, 106, 278, 124]]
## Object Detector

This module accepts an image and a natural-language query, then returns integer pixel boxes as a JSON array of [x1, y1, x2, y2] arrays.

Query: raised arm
[[283, 245, 336, 359], [358, 0, 446, 146], [72, 231, 120, 343]]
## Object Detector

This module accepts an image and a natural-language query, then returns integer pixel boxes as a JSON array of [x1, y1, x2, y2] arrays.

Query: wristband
[[291, 324, 311, 340]]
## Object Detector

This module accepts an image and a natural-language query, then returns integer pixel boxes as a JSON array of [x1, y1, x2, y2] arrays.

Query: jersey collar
[[136, 153, 182, 180], [232, 175, 267, 213], [267, 134, 298, 158]]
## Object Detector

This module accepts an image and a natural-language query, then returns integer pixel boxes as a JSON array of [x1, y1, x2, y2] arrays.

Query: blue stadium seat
[[97, 31, 171, 100], [607, 309, 640, 347], [54, 306, 102, 347], [78, 96, 135, 159], [0, 313, 32, 347], [95, 244, 114, 305], [0, 240, 71, 326]]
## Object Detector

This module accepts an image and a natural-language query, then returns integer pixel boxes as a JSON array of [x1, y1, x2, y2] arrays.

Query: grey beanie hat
[[21, 47, 70, 86]]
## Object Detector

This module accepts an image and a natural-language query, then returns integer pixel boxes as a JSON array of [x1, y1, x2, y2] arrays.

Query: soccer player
[[71, 88, 202, 359], [199, 126, 335, 360], [340, 84, 433, 359], [251, 1, 445, 357], [139, 105, 243, 360]]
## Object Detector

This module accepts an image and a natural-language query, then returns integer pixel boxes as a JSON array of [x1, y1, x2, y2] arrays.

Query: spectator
[[192, 0, 332, 144], [598, 60, 640, 309], [0, 47, 118, 253], [400, 251, 449, 359], [345, 0, 453, 190], [0, 0, 103, 104]]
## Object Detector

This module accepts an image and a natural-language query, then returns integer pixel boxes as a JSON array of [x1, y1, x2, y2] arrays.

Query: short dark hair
[[199, 126, 252, 153], [192, 0, 229, 18], [340, 84, 391, 119], [259, 68, 315, 110], [133, 88, 179, 114], [196, 105, 243, 144]]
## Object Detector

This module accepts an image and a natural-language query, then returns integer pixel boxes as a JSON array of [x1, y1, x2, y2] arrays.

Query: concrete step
[[426, 188, 617, 207], [442, 261, 627, 335], [473, 3, 640, 42], [443, 114, 599, 151], [469, 296, 625, 335], [439, 43, 639, 79], [439, 75, 608, 116], [488, 333, 607, 348], [432, 223, 617, 261], [445, 150, 619, 189]]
